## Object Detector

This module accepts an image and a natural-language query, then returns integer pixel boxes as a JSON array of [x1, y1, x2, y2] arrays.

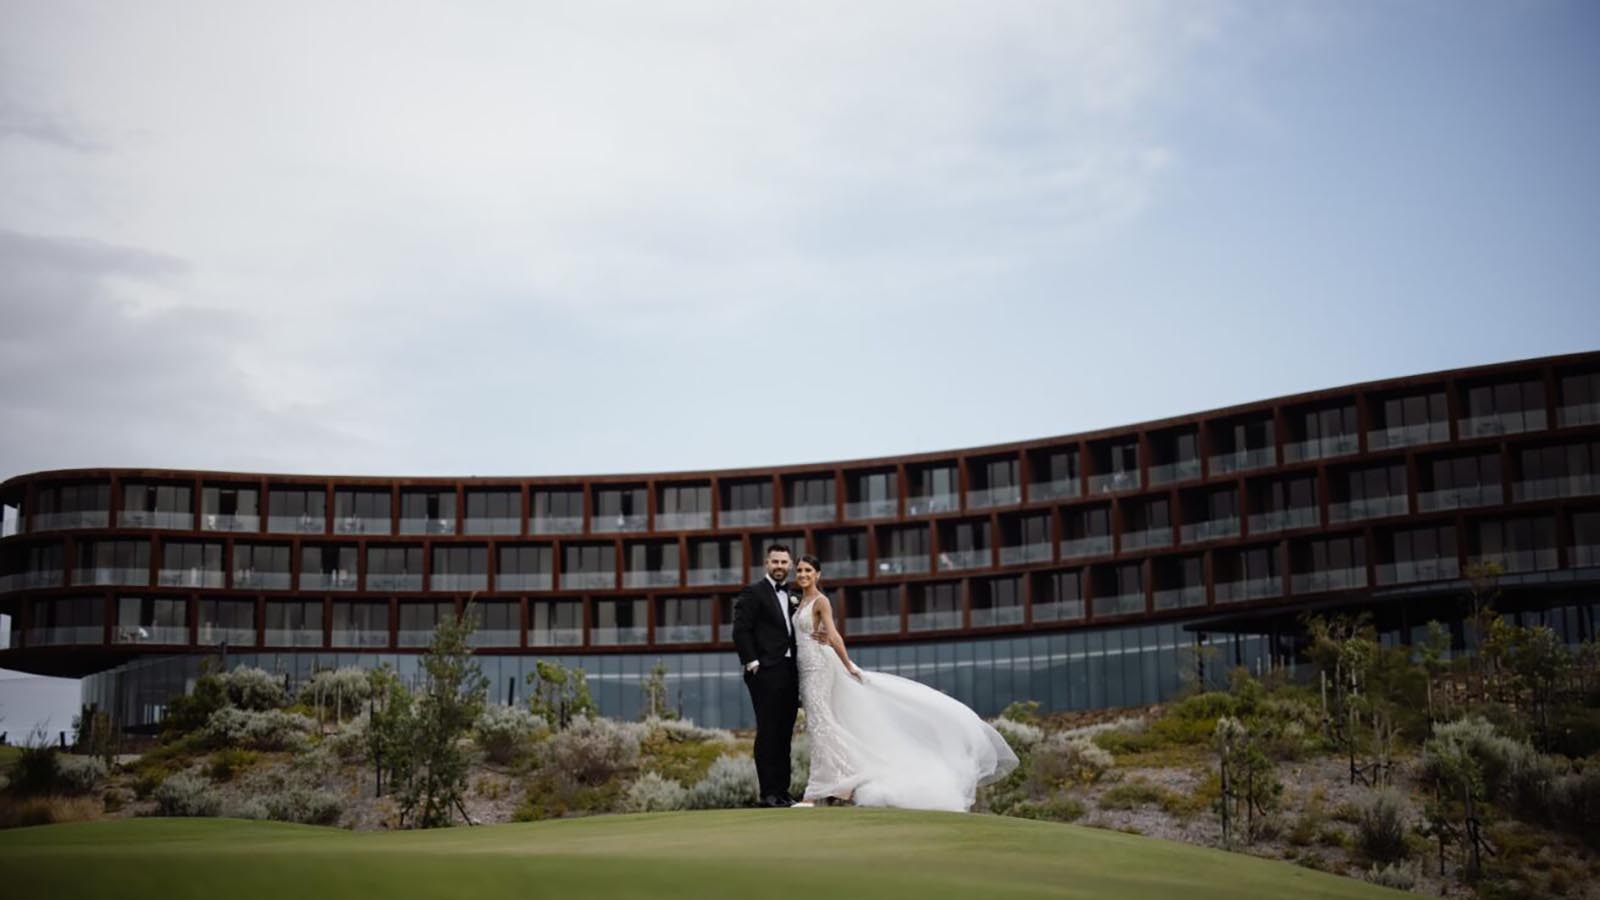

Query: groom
[[732, 543, 800, 807]]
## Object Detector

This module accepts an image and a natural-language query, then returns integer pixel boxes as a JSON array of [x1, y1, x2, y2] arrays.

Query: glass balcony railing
[[1095, 593, 1145, 617], [1282, 435, 1360, 463], [1247, 507, 1320, 534], [157, 568, 225, 589], [529, 516, 583, 536], [198, 626, 255, 646], [1214, 577, 1281, 604], [562, 572, 616, 590], [1209, 448, 1276, 475], [780, 504, 835, 525], [1559, 402, 1600, 427], [906, 494, 960, 516], [267, 514, 325, 535], [687, 568, 743, 586], [365, 573, 423, 591], [655, 512, 712, 531], [462, 517, 522, 535], [1460, 411, 1547, 438], [875, 555, 929, 575], [73, 567, 149, 586], [1513, 474, 1600, 502], [908, 611, 961, 631], [845, 615, 900, 635], [823, 559, 869, 579], [592, 514, 648, 534], [25, 626, 103, 646], [1367, 422, 1450, 450], [397, 630, 436, 648], [970, 606, 1024, 627], [1028, 479, 1080, 502], [1328, 495, 1409, 523], [1148, 460, 1201, 486], [1181, 518, 1241, 544], [1154, 586, 1207, 611], [1060, 536, 1113, 559], [966, 486, 1021, 510], [299, 571, 357, 591], [332, 630, 389, 648], [623, 571, 680, 589], [1570, 544, 1600, 567], [115, 624, 187, 644], [496, 573, 553, 591], [1417, 485, 1502, 512], [1120, 528, 1173, 551], [1088, 471, 1140, 494], [466, 629, 521, 648], [844, 499, 898, 521], [119, 510, 194, 530], [32, 511, 110, 531], [399, 517, 457, 535], [938, 549, 990, 571], [1470, 550, 1558, 574], [336, 516, 394, 535], [1376, 558, 1460, 585], [1291, 568, 1368, 594], [1031, 600, 1084, 622], [591, 626, 648, 645], [718, 508, 772, 528], [529, 628, 584, 647], [0, 571, 63, 592], [264, 628, 322, 647], [430, 573, 488, 591], [999, 543, 1052, 566], [203, 513, 260, 532], [656, 624, 712, 644]]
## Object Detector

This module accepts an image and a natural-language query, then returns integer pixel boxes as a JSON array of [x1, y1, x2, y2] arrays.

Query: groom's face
[[766, 552, 791, 584]]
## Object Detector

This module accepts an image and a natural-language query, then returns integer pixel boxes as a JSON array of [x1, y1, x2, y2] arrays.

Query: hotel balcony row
[[6, 363, 1597, 542]]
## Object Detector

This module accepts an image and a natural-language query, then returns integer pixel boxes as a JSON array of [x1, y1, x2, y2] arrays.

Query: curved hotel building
[[2, 351, 1597, 731]]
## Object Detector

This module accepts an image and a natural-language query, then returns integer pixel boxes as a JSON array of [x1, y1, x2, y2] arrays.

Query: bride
[[788, 554, 1018, 812]]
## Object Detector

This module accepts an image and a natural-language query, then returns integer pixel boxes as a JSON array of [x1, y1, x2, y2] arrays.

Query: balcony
[[1154, 586, 1206, 611], [366, 573, 422, 592], [687, 567, 742, 586], [1148, 460, 1201, 486], [529, 516, 583, 536], [25, 626, 103, 646], [970, 606, 1024, 627], [1291, 567, 1368, 594], [875, 555, 929, 575], [1512, 474, 1600, 502], [1559, 402, 1600, 427], [592, 514, 648, 534], [463, 517, 522, 536], [938, 549, 990, 571], [1376, 558, 1460, 585], [1368, 422, 1449, 450], [1120, 528, 1173, 552], [332, 630, 389, 648], [336, 516, 394, 535], [657, 624, 713, 643], [398, 629, 435, 648], [1460, 411, 1547, 438], [528, 628, 584, 647], [1214, 577, 1281, 603], [1328, 495, 1409, 523], [719, 508, 773, 528], [1060, 536, 1113, 559], [1209, 448, 1276, 475], [591, 626, 648, 645], [114, 624, 187, 644], [966, 486, 1021, 510], [845, 615, 900, 635], [467, 629, 521, 648], [1088, 471, 1140, 495], [844, 499, 898, 521], [119, 510, 194, 530], [203, 514, 260, 533], [823, 559, 869, 579], [431, 573, 488, 591], [1031, 600, 1084, 622], [400, 517, 457, 535], [908, 610, 961, 631], [32, 511, 109, 531], [1180, 518, 1241, 544], [0, 571, 63, 592], [656, 512, 712, 531], [158, 568, 225, 589], [1417, 485, 1502, 512], [1571, 543, 1600, 567], [780, 504, 835, 525], [1247, 508, 1319, 534], [562, 572, 616, 590], [1028, 479, 1080, 502], [624, 571, 680, 589], [1283, 435, 1360, 463], [1471, 550, 1558, 574], [72, 567, 149, 587], [1094, 593, 1145, 617], [299, 571, 357, 591], [198, 626, 255, 646], [906, 494, 959, 516], [999, 543, 1052, 566], [267, 514, 325, 535], [264, 628, 322, 647], [496, 573, 553, 591]]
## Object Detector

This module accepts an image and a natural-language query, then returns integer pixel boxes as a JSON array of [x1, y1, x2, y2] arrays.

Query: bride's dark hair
[[799, 553, 823, 572]]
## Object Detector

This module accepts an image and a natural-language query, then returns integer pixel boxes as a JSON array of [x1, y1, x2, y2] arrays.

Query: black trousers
[[744, 657, 799, 800]]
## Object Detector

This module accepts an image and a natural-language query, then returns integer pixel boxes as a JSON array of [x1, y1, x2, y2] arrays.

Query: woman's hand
[[847, 665, 864, 682]]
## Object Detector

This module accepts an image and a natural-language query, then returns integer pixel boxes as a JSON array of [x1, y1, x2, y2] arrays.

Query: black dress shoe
[[759, 795, 786, 808]]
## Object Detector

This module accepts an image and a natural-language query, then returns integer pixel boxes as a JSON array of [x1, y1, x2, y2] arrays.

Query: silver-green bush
[[152, 773, 223, 817], [542, 716, 642, 786], [474, 704, 549, 764], [991, 717, 1044, 752], [264, 786, 343, 825], [220, 665, 286, 711], [296, 667, 372, 719], [623, 772, 688, 812], [201, 707, 316, 751], [686, 755, 759, 809], [53, 755, 109, 794], [1356, 787, 1408, 863]]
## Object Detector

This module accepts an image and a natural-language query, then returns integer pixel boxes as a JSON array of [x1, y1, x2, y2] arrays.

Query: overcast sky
[[1, 0, 1598, 487]]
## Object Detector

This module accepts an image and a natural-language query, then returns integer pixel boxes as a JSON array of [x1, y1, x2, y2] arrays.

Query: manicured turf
[[0, 809, 1406, 900]]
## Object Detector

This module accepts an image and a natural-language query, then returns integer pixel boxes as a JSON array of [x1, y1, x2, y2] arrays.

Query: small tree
[[365, 664, 416, 799], [1214, 716, 1281, 847], [396, 604, 488, 828], [642, 659, 675, 720], [1417, 620, 1453, 723], [526, 660, 597, 729]]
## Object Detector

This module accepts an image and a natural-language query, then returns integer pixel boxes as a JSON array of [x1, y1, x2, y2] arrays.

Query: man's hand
[[745, 660, 760, 674], [808, 629, 828, 644]]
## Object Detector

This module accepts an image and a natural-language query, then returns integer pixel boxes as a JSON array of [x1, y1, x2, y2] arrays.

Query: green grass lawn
[[0, 809, 1406, 900]]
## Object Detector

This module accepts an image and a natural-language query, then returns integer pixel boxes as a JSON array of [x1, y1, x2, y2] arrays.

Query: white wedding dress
[[793, 596, 1018, 812]]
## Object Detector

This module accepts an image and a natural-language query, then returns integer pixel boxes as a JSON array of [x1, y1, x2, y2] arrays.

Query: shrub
[[152, 773, 223, 817], [1098, 780, 1169, 811], [475, 704, 549, 764], [264, 787, 343, 825], [0, 795, 100, 829], [297, 667, 372, 720], [227, 797, 270, 820], [1364, 862, 1417, 891], [1031, 734, 1112, 790], [686, 755, 759, 809], [221, 666, 287, 711], [200, 707, 315, 751], [206, 748, 260, 782], [6, 744, 63, 796], [1356, 787, 1408, 863], [991, 717, 1044, 753], [999, 700, 1041, 723], [1008, 795, 1086, 822], [53, 756, 108, 795], [645, 717, 734, 744], [1548, 706, 1600, 759], [623, 772, 688, 812], [323, 715, 370, 763], [542, 716, 642, 787]]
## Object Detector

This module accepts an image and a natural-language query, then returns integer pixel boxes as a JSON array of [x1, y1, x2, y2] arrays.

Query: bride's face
[[795, 561, 819, 589]]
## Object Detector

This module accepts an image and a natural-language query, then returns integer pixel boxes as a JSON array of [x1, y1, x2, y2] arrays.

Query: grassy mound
[[0, 808, 1408, 899]]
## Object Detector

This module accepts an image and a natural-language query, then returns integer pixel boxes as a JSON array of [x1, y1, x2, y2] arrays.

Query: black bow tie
[[773, 582, 786, 594]]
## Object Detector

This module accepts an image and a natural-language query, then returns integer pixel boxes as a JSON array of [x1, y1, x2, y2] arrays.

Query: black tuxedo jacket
[[732, 578, 798, 669]]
